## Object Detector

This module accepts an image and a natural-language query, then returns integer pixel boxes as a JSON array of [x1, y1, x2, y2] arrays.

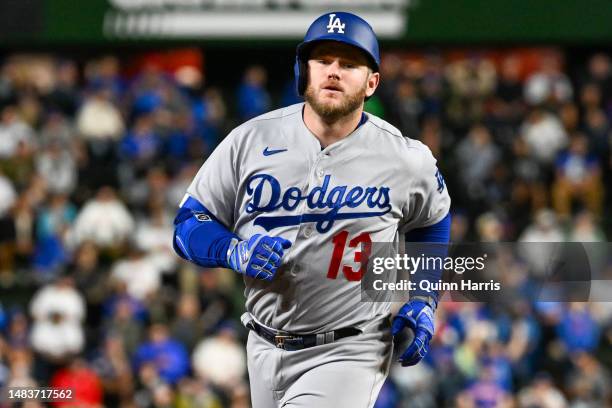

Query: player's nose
[[325, 59, 342, 78]]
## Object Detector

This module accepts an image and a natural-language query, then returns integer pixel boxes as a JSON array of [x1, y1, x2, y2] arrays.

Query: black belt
[[247, 320, 361, 351]]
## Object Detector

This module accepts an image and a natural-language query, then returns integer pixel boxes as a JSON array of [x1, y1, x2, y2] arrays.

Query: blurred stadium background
[[0, 1, 611, 407]]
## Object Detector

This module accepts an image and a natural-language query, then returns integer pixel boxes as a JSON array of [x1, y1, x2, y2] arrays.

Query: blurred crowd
[[0, 48, 610, 407]]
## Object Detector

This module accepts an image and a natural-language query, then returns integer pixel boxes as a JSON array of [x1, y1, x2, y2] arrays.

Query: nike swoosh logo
[[263, 147, 288, 156]]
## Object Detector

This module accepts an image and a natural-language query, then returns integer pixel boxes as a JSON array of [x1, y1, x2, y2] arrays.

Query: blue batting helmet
[[294, 11, 380, 96]]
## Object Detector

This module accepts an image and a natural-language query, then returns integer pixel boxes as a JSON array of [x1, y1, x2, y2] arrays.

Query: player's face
[[305, 41, 380, 122]]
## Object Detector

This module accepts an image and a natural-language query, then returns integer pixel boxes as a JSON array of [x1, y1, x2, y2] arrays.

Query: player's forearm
[[173, 195, 239, 268], [404, 212, 451, 303]]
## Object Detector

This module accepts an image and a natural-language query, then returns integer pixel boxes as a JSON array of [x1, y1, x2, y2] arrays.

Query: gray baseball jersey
[[183, 102, 450, 334]]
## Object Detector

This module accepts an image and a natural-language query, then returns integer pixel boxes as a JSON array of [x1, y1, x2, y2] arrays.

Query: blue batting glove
[[391, 298, 435, 367], [227, 234, 292, 281]]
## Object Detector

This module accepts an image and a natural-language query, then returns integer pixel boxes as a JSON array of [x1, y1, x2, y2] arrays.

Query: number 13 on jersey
[[326, 231, 372, 281]]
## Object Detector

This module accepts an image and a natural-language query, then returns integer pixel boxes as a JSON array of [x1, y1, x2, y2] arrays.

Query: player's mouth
[[321, 83, 344, 94]]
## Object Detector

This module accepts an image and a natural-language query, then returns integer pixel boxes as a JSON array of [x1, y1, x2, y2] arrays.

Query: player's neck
[[303, 103, 363, 148]]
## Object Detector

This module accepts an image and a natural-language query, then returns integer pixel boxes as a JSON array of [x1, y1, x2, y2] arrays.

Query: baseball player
[[173, 11, 451, 407]]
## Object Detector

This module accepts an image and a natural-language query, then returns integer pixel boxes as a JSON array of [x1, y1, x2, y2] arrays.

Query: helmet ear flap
[[294, 57, 308, 97]]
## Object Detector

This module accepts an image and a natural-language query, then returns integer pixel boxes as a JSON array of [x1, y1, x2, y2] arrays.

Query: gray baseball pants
[[246, 317, 393, 408]]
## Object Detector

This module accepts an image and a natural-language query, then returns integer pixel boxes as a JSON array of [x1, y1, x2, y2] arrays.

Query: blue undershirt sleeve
[[173, 196, 240, 269], [404, 212, 451, 302]]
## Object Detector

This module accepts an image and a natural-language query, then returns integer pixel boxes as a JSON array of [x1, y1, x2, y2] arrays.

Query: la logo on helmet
[[326, 14, 345, 33]]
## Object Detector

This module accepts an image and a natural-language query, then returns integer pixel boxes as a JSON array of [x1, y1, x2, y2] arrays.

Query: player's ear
[[365, 71, 380, 98]]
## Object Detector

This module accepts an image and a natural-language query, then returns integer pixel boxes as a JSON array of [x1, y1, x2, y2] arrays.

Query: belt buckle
[[274, 334, 294, 349]]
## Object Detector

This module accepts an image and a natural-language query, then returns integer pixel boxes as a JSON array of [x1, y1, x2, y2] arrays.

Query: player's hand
[[391, 298, 435, 366], [227, 234, 292, 281]]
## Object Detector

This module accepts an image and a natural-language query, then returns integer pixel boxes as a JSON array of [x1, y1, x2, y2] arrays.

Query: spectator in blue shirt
[[552, 133, 603, 218], [133, 323, 189, 385], [237, 65, 271, 121], [557, 303, 600, 353], [119, 113, 161, 165]]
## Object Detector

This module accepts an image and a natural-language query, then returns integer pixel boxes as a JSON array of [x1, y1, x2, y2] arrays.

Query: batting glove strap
[[410, 295, 438, 311]]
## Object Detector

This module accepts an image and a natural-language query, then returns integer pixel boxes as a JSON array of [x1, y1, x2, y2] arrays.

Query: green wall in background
[[2, 0, 611, 45]]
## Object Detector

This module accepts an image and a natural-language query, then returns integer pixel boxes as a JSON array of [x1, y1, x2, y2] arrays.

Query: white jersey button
[[303, 226, 313, 238], [317, 169, 324, 178]]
